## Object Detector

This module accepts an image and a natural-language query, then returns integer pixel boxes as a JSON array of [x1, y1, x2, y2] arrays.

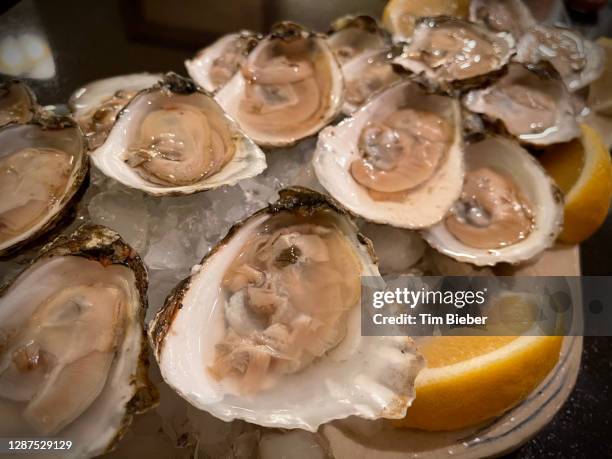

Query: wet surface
[[1, 0, 611, 456]]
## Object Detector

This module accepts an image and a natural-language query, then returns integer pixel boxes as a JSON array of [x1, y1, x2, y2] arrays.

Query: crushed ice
[[0, 135, 426, 457]]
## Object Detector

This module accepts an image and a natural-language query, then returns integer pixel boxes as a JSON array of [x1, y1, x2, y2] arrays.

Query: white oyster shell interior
[[423, 136, 563, 266], [69, 73, 162, 119], [90, 85, 266, 196], [327, 23, 387, 66], [186, 32, 257, 94], [393, 18, 514, 86], [215, 28, 344, 147], [313, 81, 464, 229], [515, 26, 604, 92], [0, 255, 146, 458], [341, 48, 400, 115], [69, 73, 164, 150], [0, 122, 86, 254], [462, 63, 580, 146], [152, 210, 423, 431]]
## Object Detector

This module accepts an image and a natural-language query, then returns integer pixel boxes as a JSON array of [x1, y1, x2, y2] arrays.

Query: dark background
[[1, 0, 611, 457]]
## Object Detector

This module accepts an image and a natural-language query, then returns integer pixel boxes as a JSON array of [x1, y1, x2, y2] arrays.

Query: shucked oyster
[[186, 31, 260, 94], [326, 16, 396, 115], [423, 136, 563, 266], [462, 63, 579, 146], [314, 81, 464, 229], [515, 26, 604, 91], [326, 15, 387, 65], [342, 48, 401, 115], [0, 225, 157, 458], [90, 73, 266, 196], [469, 0, 536, 38], [0, 114, 88, 257], [69, 73, 162, 149], [393, 17, 514, 91], [0, 80, 37, 127], [150, 188, 423, 431], [216, 22, 344, 147]]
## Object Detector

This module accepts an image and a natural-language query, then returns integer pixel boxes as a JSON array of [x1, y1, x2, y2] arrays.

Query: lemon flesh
[[394, 335, 563, 431], [540, 124, 612, 244]]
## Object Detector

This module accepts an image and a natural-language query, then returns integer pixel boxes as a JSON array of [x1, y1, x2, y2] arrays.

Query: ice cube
[[87, 188, 150, 253], [358, 221, 426, 274]]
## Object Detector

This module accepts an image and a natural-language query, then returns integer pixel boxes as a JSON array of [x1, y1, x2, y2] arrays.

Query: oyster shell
[[423, 136, 563, 266], [149, 188, 423, 431], [382, 0, 471, 44], [90, 73, 266, 196], [326, 15, 387, 65], [342, 48, 401, 115], [0, 80, 37, 127], [185, 31, 261, 93], [515, 26, 604, 91], [69, 73, 162, 149], [0, 114, 89, 257], [215, 22, 344, 147], [462, 63, 579, 146], [0, 225, 157, 458], [469, 0, 536, 38], [314, 80, 464, 229], [393, 17, 514, 91]]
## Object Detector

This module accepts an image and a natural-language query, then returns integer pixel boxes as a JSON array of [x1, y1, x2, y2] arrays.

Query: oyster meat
[[382, 0, 471, 43], [342, 48, 401, 115], [515, 26, 604, 91], [215, 22, 344, 147], [469, 0, 536, 38], [326, 15, 387, 65], [0, 225, 156, 458], [186, 31, 260, 93], [90, 73, 266, 196], [423, 136, 563, 265], [0, 80, 37, 127], [0, 115, 88, 257], [462, 63, 579, 145], [150, 188, 423, 431], [314, 81, 464, 229], [69, 73, 162, 149], [393, 17, 514, 90]]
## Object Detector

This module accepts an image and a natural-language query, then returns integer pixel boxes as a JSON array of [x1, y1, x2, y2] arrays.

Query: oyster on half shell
[[216, 22, 344, 147], [186, 31, 261, 94], [327, 16, 397, 115], [149, 188, 423, 431], [69, 73, 162, 149], [342, 48, 401, 115], [423, 136, 563, 266], [314, 80, 464, 229], [393, 17, 514, 91], [0, 114, 89, 257], [0, 80, 37, 128], [326, 15, 388, 65], [90, 72, 266, 196], [462, 63, 579, 146], [515, 26, 604, 91], [469, 0, 536, 38], [0, 225, 157, 458]]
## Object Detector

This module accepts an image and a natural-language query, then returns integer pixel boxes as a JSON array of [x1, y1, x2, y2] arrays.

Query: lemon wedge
[[539, 124, 612, 244], [393, 335, 563, 431], [382, 0, 469, 41]]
